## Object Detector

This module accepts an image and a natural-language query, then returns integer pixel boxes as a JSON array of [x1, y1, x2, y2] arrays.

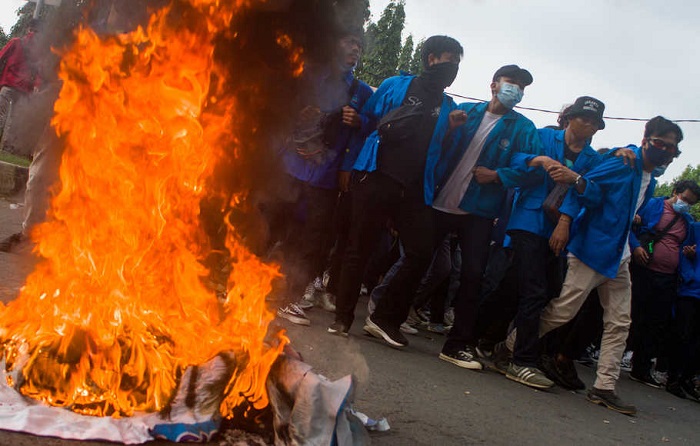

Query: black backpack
[[377, 102, 425, 147]]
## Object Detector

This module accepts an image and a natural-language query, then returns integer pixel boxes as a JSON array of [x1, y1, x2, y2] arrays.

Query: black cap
[[492, 65, 533, 86], [563, 96, 606, 129]]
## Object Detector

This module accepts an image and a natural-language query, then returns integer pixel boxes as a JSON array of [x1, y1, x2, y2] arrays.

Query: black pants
[[630, 263, 677, 375], [326, 191, 353, 296], [667, 296, 700, 382], [335, 172, 434, 328], [435, 210, 494, 353], [510, 231, 565, 367], [474, 247, 517, 348], [264, 177, 338, 304]]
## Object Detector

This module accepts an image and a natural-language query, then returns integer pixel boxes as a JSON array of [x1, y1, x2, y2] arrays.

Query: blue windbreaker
[[678, 222, 700, 299], [431, 101, 543, 219], [629, 196, 694, 251], [507, 128, 602, 239], [560, 145, 656, 278], [282, 69, 373, 189], [352, 75, 456, 204]]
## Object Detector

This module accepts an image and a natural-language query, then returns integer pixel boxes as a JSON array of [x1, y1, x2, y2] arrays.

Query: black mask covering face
[[421, 62, 459, 90]]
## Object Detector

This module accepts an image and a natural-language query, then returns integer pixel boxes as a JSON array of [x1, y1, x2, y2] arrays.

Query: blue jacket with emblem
[[431, 101, 543, 219], [282, 69, 374, 190], [678, 222, 700, 300], [559, 145, 656, 278], [629, 196, 694, 252], [507, 128, 602, 239], [352, 75, 456, 203]]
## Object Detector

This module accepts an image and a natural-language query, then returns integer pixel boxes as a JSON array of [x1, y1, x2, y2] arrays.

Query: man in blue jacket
[[538, 116, 684, 415], [330, 35, 463, 341], [500, 96, 606, 389], [628, 180, 699, 388], [274, 27, 374, 326], [426, 65, 543, 369]]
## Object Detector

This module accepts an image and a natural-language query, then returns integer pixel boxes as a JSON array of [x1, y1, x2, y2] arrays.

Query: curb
[[0, 160, 28, 197]]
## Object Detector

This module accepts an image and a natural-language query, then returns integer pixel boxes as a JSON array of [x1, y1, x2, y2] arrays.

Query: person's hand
[[299, 105, 321, 124], [683, 244, 696, 259], [342, 106, 361, 128], [633, 246, 650, 265], [539, 157, 562, 172], [474, 166, 499, 184], [338, 171, 351, 193], [549, 219, 570, 256], [547, 164, 579, 185], [613, 148, 637, 168], [633, 214, 642, 225], [448, 109, 468, 130]]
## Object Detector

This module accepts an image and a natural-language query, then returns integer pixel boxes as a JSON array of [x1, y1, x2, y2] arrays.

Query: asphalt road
[[0, 197, 699, 446]]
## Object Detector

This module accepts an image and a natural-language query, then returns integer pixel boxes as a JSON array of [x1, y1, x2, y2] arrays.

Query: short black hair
[[421, 35, 463, 69], [557, 104, 574, 130], [673, 180, 700, 199], [644, 116, 684, 143]]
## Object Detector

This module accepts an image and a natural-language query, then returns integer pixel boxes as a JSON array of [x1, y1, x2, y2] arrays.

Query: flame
[[0, 0, 300, 418]]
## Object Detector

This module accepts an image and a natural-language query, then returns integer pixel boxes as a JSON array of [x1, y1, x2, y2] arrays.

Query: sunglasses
[[647, 137, 681, 157]]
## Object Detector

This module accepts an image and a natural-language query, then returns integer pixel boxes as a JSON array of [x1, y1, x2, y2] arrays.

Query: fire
[[0, 0, 297, 418]]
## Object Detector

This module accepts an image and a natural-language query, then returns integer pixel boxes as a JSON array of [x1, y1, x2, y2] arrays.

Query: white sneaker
[[400, 322, 418, 335], [297, 282, 317, 309], [318, 292, 336, 312]]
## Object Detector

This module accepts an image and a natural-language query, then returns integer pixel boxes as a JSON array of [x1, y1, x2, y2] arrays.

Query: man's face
[[491, 76, 526, 96], [568, 115, 600, 140], [674, 189, 699, 206], [642, 131, 681, 166], [338, 35, 362, 69], [427, 52, 461, 67]]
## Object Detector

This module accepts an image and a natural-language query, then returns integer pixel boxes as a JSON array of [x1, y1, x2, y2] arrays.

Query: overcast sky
[[2, 0, 699, 182]]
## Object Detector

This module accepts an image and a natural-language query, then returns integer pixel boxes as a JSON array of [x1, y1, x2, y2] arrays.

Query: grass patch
[[0, 151, 30, 168]]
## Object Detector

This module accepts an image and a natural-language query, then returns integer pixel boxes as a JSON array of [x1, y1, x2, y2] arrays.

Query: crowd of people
[[267, 29, 700, 417], [1, 15, 698, 419]]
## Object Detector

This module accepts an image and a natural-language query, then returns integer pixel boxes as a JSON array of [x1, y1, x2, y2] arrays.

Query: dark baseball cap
[[563, 96, 606, 129], [492, 64, 533, 86]]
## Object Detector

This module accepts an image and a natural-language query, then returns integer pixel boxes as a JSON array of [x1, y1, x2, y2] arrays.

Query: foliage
[[396, 33, 413, 73], [356, 0, 408, 86], [655, 164, 700, 220], [0, 27, 8, 48]]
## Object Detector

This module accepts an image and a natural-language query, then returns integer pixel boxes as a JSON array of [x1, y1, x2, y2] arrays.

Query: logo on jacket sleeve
[[499, 139, 510, 150]]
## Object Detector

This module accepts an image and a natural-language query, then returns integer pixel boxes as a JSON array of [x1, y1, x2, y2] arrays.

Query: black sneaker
[[490, 341, 512, 375], [555, 356, 586, 390], [681, 379, 700, 401], [363, 315, 408, 348], [666, 381, 687, 400], [587, 387, 637, 416], [439, 346, 483, 370], [327, 321, 349, 337], [629, 371, 663, 389]]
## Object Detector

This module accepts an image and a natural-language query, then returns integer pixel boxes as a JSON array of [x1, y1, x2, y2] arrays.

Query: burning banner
[[0, 0, 371, 444]]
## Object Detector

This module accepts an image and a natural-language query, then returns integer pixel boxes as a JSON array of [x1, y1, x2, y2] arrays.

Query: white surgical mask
[[496, 82, 523, 109]]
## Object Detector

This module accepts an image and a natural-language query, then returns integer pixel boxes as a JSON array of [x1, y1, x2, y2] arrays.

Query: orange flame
[[0, 0, 298, 418]]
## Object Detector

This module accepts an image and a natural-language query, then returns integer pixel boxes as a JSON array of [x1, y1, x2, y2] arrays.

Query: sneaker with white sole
[[277, 303, 311, 326], [400, 322, 418, 335], [327, 321, 349, 337], [439, 346, 483, 370], [363, 315, 408, 347], [427, 323, 451, 335], [297, 282, 317, 310], [506, 363, 554, 389], [317, 292, 336, 312]]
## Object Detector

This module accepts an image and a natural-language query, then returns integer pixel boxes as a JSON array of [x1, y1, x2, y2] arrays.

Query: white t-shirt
[[433, 111, 502, 214], [622, 171, 653, 262]]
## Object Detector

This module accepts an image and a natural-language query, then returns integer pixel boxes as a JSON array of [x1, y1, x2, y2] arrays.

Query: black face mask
[[644, 144, 674, 167], [421, 62, 459, 89]]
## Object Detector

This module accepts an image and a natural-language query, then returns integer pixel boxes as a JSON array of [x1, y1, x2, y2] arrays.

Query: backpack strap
[[651, 213, 683, 243]]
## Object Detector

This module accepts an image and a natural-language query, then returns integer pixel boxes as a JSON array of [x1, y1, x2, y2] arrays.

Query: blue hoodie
[[282, 69, 373, 189], [352, 75, 456, 204], [678, 222, 700, 300], [507, 128, 602, 239], [559, 146, 656, 278]]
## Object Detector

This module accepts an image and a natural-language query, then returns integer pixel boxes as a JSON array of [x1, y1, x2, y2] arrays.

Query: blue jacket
[[507, 128, 602, 239], [282, 69, 373, 189], [560, 145, 656, 278], [352, 75, 456, 203], [432, 101, 543, 219], [678, 222, 700, 299], [629, 196, 694, 251]]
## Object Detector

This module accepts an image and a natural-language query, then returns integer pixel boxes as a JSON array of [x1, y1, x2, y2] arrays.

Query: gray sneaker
[[277, 303, 311, 326], [490, 341, 512, 375], [439, 346, 483, 370], [317, 292, 336, 312], [587, 387, 637, 416], [506, 363, 554, 389]]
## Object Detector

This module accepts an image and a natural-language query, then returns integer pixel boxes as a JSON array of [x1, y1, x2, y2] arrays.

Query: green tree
[[396, 33, 413, 73], [654, 164, 700, 220], [0, 28, 8, 48], [355, 0, 406, 86], [409, 38, 424, 75]]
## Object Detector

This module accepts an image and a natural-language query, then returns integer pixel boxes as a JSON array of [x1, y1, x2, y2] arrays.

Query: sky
[[2, 0, 699, 182]]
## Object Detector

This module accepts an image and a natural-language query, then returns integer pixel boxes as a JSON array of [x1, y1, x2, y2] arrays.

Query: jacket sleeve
[[496, 120, 544, 189], [358, 77, 396, 137], [340, 83, 375, 172]]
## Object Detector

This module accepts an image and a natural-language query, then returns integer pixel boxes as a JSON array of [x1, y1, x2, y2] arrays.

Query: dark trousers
[[474, 247, 517, 348], [510, 231, 565, 367], [435, 210, 494, 353], [557, 289, 604, 359], [335, 172, 434, 328], [264, 177, 338, 304], [630, 263, 677, 375], [326, 191, 353, 296], [667, 296, 700, 382]]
